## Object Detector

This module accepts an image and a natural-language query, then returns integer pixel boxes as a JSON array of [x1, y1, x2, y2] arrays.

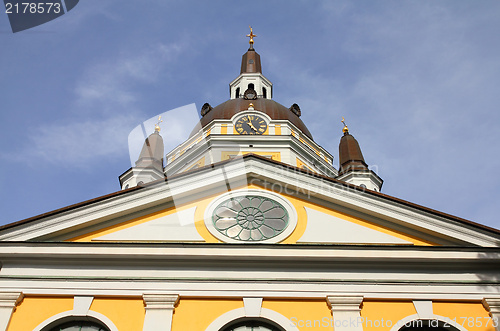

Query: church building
[[0, 28, 499, 331]]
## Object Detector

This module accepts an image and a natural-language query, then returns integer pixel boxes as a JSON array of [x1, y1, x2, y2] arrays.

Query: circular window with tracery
[[212, 195, 289, 242], [205, 189, 298, 243]]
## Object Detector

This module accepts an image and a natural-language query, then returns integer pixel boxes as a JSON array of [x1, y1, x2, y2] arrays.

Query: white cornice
[[0, 157, 499, 246]]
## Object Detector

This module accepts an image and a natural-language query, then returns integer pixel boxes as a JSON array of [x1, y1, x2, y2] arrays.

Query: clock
[[235, 114, 268, 135]]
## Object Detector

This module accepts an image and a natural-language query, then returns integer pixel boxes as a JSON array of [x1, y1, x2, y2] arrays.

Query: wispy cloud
[[7, 42, 187, 169], [75, 42, 185, 112]]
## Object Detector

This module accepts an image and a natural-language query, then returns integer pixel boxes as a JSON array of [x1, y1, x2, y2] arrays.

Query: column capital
[[483, 298, 500, 314], [327, 296, 363, 312], [143, 294, 179, 310], [0, 292, 23, 309]]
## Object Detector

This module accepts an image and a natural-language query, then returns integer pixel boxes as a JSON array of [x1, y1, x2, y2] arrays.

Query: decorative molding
[[143, 294, 179, 309], [412, 300, 433, 319], [388, 314, 469, 331], [483, 297, 500, 314], [483, 297, 500, 330], [1, 156, 498, 246], [327, 296, 363, 331], [32, 307, 119, 331], [203, 188, 298, 244], [0, 292, 23, 309], [0, 292, 23, 331], [201, 103, 213, 116], [327, 296, 363, 312], [73, 296, 93, 316], [205, 307, 299, 331], [243, 298, 263, 317], [142, 294, 179, 331], [289, 104, 301, 117]]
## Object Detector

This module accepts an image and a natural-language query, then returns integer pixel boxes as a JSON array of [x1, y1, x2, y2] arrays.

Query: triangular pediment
[[298, 207, 411, 244], [0, 155, 498, 247], [91, 207, 204, 242]]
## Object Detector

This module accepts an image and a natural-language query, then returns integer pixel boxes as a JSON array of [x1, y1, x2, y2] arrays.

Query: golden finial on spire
[[341, 117, 349, 134], [154, 115, 163, 133], [246, 26, 257, 46]]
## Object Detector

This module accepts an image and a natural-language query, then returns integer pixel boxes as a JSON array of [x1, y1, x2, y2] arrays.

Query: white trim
[[142, 294, 178, 331], [243, 298, 263, 317], [388, 314, 469, 331], [33, 310, 119, 331], [205, 307, 299, 331], [2, 156, 496, 246], [204, 188, 298, 244], [327, 296, 363, 331], [483, 298, 500, 331], [231, 111, 272, 125], [412, 300, 433, 319], [0, 292, 22, 331], [73, 296, 93, 316]]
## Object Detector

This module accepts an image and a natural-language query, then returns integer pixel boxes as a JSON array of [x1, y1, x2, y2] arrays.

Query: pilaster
[[143, 294, 179, 331], [327, 296, 364, 331]]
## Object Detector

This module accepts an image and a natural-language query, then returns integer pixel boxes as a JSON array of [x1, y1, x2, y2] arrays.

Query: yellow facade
[[8, 296, 495, 331]]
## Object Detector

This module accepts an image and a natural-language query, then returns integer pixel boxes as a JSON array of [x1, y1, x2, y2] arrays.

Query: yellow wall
[[361, 300, 417, 330], [433, 301, 494, 331], [8, 296, 494, 331], [220, 151, 281, 162], [90, 297, 145, 331], [7, 296, 74, 331], [263, 299, 332, 330], [172, 298, 243, 330], [7, 296, 144, 331]]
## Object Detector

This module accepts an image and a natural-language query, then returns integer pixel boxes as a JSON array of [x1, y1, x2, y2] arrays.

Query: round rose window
[[212, 195, 289, 242]]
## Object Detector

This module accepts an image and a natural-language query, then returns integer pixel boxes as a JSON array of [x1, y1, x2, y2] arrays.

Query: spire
[[338, 130, 368, 174], [337, 119, 383, 191], [119, 123, 165, 190], [135, 122, 164, 171], [230, 26, 271, 99]]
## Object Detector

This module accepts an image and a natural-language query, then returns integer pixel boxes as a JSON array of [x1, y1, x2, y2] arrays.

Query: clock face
[[235, 115, 268, 135]]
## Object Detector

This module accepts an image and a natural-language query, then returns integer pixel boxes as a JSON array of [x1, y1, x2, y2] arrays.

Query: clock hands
[[247, 116, 258, 132]]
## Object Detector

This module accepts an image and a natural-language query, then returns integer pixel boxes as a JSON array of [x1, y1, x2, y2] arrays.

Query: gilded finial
[[249, 103, 254, 108], [341, 117, 349, 134], [246, 26, 257, 47], [154, 116, 163, 132]]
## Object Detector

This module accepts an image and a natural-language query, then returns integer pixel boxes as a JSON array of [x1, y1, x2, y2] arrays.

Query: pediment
[[0, 156, 498, 247]]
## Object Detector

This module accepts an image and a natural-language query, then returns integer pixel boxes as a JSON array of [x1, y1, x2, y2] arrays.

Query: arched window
[[48, 321, 110, 331], [398, 320, 460, 331], [235, 87, 240, 98], [262, 87, 267, 98], [248, 83, 255, 90], [221, 319, 284, 331]]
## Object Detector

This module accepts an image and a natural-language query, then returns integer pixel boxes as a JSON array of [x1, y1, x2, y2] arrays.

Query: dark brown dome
[[135, 131, 164, 170], [338, 132, 368, 174], [190, 98, 313, 139]]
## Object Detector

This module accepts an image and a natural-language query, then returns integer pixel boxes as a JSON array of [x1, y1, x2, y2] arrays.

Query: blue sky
[[1, 1, 500, 230]]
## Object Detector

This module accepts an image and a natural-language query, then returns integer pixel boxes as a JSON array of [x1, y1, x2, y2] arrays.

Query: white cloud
[[25, 114, 138, 170], [74, 42, 185, 112], [8, 42, 188, 169]]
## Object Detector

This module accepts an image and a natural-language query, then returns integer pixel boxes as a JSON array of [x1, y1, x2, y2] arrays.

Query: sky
[[1, 1, 499, 230]]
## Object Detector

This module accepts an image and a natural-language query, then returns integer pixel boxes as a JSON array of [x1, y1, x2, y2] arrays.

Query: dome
[[338, 132, 368, 174], [190, 98, 313, 140]]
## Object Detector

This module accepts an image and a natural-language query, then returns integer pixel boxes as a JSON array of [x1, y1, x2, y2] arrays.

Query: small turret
[[336, 119, 383, 191], [119, 117, 165, 189], [229, 26, 272, 100]]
